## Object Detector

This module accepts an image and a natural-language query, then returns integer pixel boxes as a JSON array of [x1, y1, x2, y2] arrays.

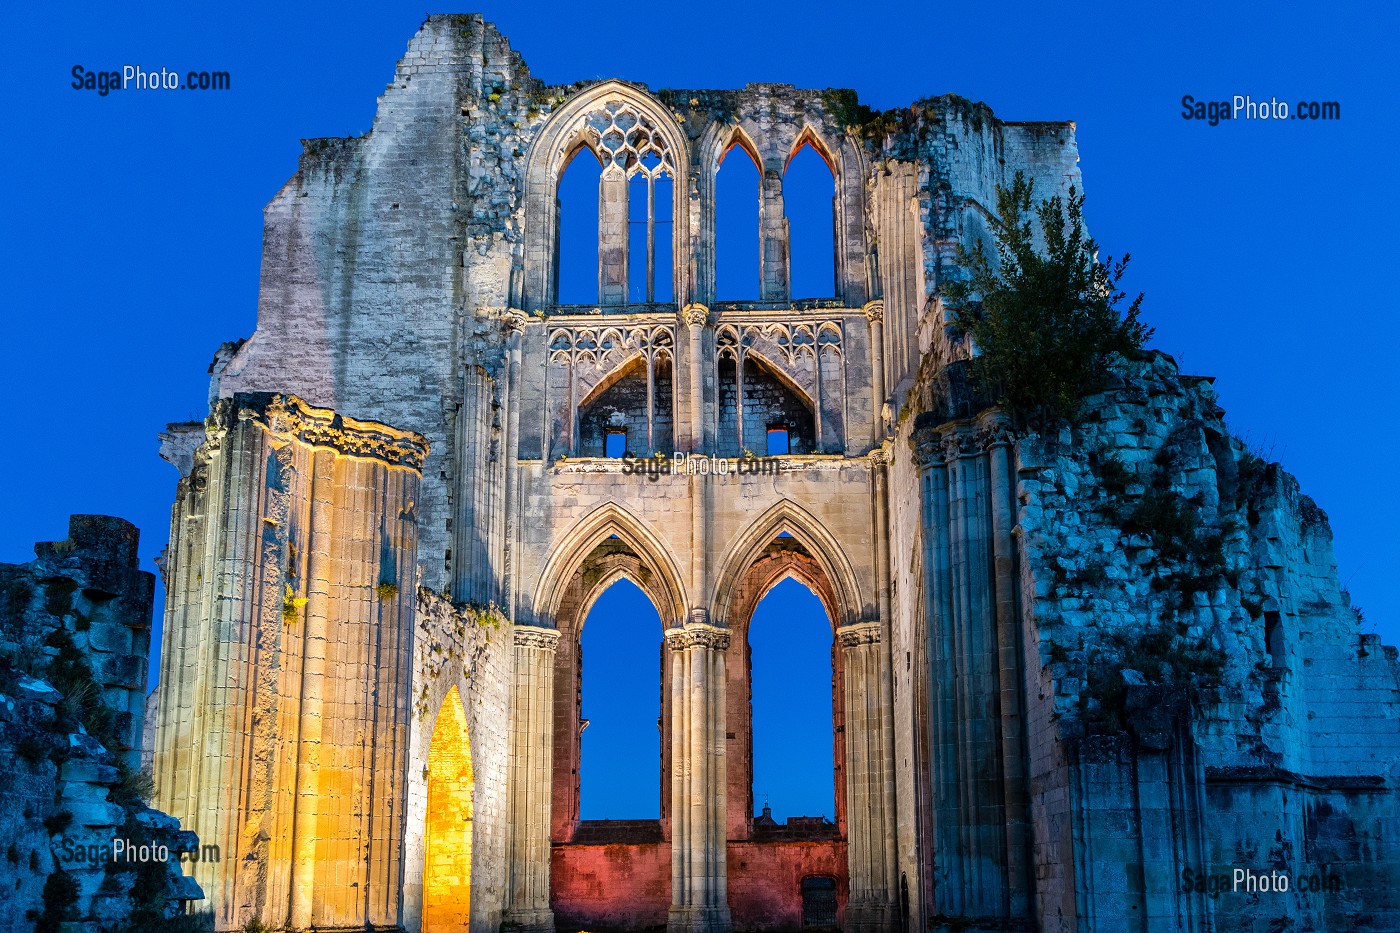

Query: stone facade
[[146, 14, 1400, 933]]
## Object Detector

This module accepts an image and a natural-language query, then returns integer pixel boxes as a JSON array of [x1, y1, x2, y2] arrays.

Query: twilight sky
[[1, 1, 1396, 819]]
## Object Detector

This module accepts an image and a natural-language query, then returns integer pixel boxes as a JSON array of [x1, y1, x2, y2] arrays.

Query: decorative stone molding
[[837, 621, 882, 648], [228, 393, 429, 471], [976, 409, 1015, 449], [512, 625, 562, 651], [939, 422, 979, 460], [911, 427, 947, 468], [664, 624, 731, 652], [868, 445, 889, 467], [504, 309, 530, 334], [862, 299, 885, 323], [682, 303, 711, 329]]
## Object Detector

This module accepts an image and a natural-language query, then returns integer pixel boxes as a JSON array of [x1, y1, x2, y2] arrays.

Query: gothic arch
[[532, 502, 688, 628], [522, 81, 692, 310], [711, 499, 864, 627]]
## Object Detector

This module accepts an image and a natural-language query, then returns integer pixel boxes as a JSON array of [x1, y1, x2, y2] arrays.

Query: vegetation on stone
[[944, 171, 1152, 425]]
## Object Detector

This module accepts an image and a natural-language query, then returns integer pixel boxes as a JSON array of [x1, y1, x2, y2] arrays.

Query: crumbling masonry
[[150, 14, 1400, 933]]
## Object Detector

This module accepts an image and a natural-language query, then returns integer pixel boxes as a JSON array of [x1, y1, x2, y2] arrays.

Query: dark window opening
[[605, 430, 627, 459], [801, 876, 838, 929], [767, 425, 790, 456], [1265, 610, 1286, 668]]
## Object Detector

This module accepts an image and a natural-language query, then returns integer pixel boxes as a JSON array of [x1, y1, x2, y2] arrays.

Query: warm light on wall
[[424, 686, 474, 932]]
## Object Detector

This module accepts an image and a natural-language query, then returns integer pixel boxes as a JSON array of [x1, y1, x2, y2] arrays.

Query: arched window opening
[[423, 686, 473, 933], [716, 354, 816, 458], [626, 147, 674, 304], [716, 143, 761, 300], [578, 356, 675, 457], [785, 142, 836, 300], [558, 146, 603, 305], [580, 578, 662, 818], [750, 577, 834, 825]]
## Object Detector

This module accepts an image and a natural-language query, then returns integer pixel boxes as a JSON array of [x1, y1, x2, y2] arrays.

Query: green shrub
[[943, 171, 1152, 425]]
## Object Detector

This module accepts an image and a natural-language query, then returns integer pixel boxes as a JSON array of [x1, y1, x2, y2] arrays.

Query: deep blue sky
[[1, 0, 1396, 783]]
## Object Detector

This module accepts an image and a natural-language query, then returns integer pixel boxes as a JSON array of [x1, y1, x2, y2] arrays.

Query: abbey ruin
[[130, 13, 1400, 933]]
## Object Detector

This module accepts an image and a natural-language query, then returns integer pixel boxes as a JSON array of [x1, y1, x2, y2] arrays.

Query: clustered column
[[666, 623, 731, 933], [504, 625, 562, 933], [911, 410, 1030, 922]]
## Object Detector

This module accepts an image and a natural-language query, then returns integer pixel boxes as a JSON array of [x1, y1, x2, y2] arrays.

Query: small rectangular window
[[605, 430, 627, 459], [767, 425, 790, 456]]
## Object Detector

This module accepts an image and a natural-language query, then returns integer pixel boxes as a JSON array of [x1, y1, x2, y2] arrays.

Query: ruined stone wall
[[1008, 352, 1400, 933], [0, 516, 199, 931]]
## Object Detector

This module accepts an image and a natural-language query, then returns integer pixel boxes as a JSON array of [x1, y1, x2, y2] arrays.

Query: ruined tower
[[150, 15, 1400, 933]]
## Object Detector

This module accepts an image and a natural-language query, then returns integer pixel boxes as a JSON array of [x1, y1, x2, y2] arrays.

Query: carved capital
[[664, 623, 730, 652], [868, 445, 889, 467], [862, 299, 885, 324], [504, 309, 530, 335], [837, 621, 882, 648], [939, 423, 978, 460], [682, 303, 711, 329], [513, 625, 561, 651], [911, 427, 946, 468], [976, 409, 1015, 449], [237, 394, 429, 471]]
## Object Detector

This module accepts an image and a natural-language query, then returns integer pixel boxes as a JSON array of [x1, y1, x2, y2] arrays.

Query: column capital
[[868, 444, 889, 467], [976, 408, 1016, 449], [911, 426, 946, 468], [682, 303, 711, 329], [862, 299, 885, 323], [836, 621, 882, 648], [940, 422, 980, 460], [664, 623, 731, 652], [512, 625, 561, 651]]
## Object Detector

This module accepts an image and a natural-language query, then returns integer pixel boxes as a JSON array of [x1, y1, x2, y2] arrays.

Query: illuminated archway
[[423, 686, 473, 933]]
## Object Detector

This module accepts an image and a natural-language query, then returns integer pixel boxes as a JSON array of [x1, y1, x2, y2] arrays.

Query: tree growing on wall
[[943, 171, 1152, 425]]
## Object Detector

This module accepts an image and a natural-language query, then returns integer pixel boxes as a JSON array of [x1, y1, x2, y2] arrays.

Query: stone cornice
[[513, 625, 561, 651], [664, 623, 730, 651], [229, 394, 429, 471], [836, 621, 882, 648]]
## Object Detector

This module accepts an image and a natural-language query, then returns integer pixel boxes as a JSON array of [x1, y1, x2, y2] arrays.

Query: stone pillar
[[504, 310, 527, 618], [912, 427, 961, 916], [152, 393, 425, 931], [864, 300, 886, 442], [838, 618, 898, 933], [600, 167, 628, 306], [504, 625, 561, 933], [979, 410, 1031, 915], [683, 304, 710, 453], [759, 168, 789, 302], [666, 623, 731, 933]]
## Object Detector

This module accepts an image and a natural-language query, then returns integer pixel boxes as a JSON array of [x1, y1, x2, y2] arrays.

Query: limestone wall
[[1008, 352, 1400, 933], [152, 393, 426, 930]]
